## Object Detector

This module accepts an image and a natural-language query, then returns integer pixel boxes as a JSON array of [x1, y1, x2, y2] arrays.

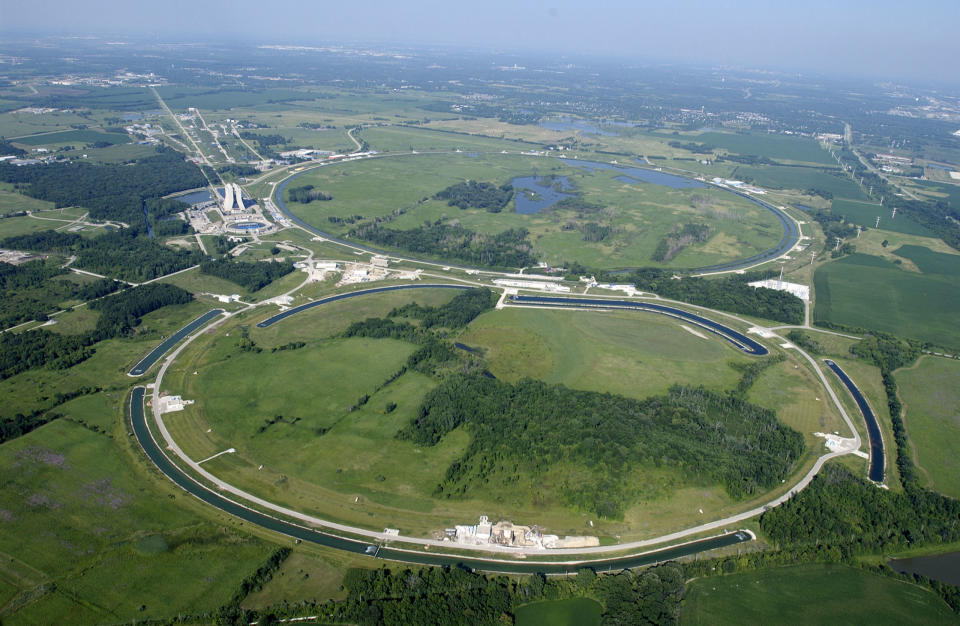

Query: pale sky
[[2, 0, 958, 83]]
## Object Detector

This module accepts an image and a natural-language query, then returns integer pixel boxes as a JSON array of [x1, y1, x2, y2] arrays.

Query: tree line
[[604, 268, 805, 324], [351, 221, 537, 268], [286, 184, 333, 203]]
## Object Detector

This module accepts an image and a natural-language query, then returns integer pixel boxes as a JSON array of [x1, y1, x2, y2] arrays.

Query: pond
[[888, 550, 960, 585], [511, 175, 577, 214], [561, 158, 706, 189], [539, 117, 619, 136]]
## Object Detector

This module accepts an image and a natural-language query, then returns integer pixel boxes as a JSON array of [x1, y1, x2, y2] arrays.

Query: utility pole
[[835, 237, 841, 251], [891, 207, 897, 219], [857, 226, 862, 238], [876, 216, 881, 228]]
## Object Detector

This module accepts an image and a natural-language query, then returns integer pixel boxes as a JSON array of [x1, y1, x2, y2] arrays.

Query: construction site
[[439, 516, 600, 550]]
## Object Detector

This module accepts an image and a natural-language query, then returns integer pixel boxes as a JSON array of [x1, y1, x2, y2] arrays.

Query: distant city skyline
[[2, 0, 958, 85]]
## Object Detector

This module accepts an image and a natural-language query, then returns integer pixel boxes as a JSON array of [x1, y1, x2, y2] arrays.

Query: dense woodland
[[651, 222, 712, 263], [400, 376, 804, 517], [199, 258, 295, 291], [1, 229, 203, 282], [0, 148, 205, 230], [434, 181, 515, 213], [0, 260, 120, 328], [352, 222, 537, 268], [610, 268, 805, 324]]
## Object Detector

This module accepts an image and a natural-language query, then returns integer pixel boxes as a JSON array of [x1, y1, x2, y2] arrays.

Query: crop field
[[814, 251, 960, 349], [0, 419, 273, 623], [831, 198, 933, 237], [897, 356, 960, 498], [153, 288, 828, 541], [732, 165, 870, 200], [357, 125, 529, 152], [680, 564, 955, 625], [694, 131, 836, 166], [283, 152, 782, 270]]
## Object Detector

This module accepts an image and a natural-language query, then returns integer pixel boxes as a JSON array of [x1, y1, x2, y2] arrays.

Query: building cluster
[[443, 516, 600, 550]]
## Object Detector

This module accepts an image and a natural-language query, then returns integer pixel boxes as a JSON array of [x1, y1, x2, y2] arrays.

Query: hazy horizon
[[2, 0, 958, 86]]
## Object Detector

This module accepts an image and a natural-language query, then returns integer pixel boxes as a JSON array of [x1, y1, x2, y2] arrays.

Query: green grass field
[[515, 597, 602, 626], [814, 252, 960, 350], [0, 419, 273, 623], [897, 356, 960, 498], [732, 165, 870, 201], [832, 198, 933, 236], [681, 564, 956, 625], [695, 131, 836, 166], [12, 129, 130, 146], [284, 152, 782, 270]]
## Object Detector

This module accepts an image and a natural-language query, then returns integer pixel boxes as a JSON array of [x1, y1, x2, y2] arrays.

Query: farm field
[[11, 128, 129, 147], [732, 164, 870, 201], [680, 564, 956, 625], [832, 198, 933, 237], [282, 152, 783, 270], [694, 131, 836, 165], [814, 251, 960, 350], [896, 356, 960, 498]]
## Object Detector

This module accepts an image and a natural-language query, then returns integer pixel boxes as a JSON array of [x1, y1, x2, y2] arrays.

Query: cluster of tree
[[388, 287, 495, 329], [0, 147, 205, 229], [668, 140, 715, 154], [327, 215, 363, 225], [0, 260, 122, 327], [2, 229, 202, 283], [786, 330, 824, 354], [760, 464, 960, 553], [199, 258, 295, 291], [0, 385, 101, 444], [298, 122, 336, 130], [239, 132, 289, 147], [399, 375, 803, 517], [717, 153, 778, 165], [341, 319, 466, 375], [731, 354, 786, 396], [551, 196, 605, 215], [434, 181, 514, 213], [607, 268, 804, 324], [286, 184, 333, 203], [651, 223, 711, 263], [351, 222, 537, 268], [88, 283, 193, 339], [580, 221, 613, 243], [218, 164, 259, 177], [0, 283, 192, 379], [0, 137, 26, 157]]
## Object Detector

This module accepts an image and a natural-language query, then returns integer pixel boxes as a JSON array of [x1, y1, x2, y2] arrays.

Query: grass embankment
[[896, 356, 960, 498], [681, 564, 956, 625]]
